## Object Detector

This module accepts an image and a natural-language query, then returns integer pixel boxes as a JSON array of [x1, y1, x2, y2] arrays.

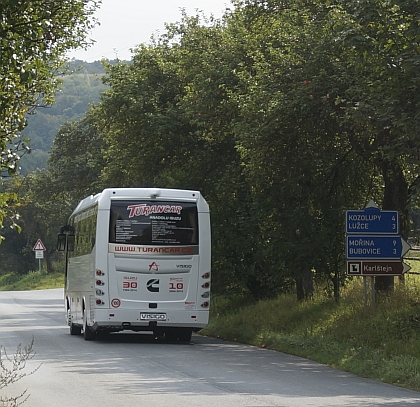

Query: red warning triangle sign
[[33, 239, 46, 251]]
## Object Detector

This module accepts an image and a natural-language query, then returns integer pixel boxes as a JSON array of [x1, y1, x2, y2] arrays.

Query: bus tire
[[178, 329, 192, 342], [70, 323, 82, 335], [96, 330, 110, 340], [83, 314, 96, 341], [164, 330, 178, 342]]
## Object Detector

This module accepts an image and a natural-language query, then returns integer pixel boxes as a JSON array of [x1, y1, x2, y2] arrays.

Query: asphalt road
[[1, 288, 420, 407]]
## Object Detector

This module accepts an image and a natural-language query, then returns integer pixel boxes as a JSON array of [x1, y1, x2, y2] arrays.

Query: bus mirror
[[57, 234, 66, 251], [57, 233, 75, 251], [67, 235, 75, 252]]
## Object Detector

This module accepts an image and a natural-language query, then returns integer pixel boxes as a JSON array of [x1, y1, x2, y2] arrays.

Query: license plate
[[140, 313, 166, 321]]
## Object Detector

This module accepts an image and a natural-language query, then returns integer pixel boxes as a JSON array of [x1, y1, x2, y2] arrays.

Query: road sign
[[33, 239, 46, 251], [346, 235, 411, 259], [35, 250, 44, 259], [347, 260, 411, 276], [346, 207, 398, 234]]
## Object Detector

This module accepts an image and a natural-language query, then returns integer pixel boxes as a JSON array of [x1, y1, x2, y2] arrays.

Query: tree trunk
[[45, 250, 54, 274], [333, 266, 340, 302], [295, 268, 314, 301]]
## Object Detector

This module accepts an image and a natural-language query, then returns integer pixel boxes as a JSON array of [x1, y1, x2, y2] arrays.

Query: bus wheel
[[70, 323, 82, 335], [164, 330, 178, 342], [165, 329, 192, 342], [178, 329, 192, 342], [96, 330, 110, 340], [83, 314, 96, 341]]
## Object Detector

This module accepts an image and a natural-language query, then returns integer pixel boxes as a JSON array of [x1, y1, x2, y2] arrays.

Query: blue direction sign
[[346, 235, 411, 259], [346, 207, 398, 234]]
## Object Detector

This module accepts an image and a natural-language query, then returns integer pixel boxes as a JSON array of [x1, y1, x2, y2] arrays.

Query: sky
[[67, 0, 231, 62]]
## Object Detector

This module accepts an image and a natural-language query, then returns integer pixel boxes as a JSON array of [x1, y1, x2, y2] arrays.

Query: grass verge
[[0, 271, 64, 291]]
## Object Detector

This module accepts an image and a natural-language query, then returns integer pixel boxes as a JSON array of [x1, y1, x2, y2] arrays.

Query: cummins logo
[[147, 279, 160, 293]]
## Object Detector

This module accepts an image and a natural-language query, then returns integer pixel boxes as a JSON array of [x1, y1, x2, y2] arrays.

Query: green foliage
[[0, 190, 20, 238], [20, 62, 109, 173], [25, 73, 106, 148], [0, 224, 36, 275], [0, 0, 100, 167], [0, 0, 100, 236], [0, 171, 79, 276], [48, 108, 106, 197], [324, 0, 420, 237]]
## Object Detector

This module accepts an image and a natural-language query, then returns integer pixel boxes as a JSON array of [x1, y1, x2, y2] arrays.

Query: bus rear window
[[109, 200, 198, 246]]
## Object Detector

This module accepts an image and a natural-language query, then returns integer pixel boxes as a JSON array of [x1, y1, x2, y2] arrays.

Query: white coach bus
[[57, 188, 211, 341]]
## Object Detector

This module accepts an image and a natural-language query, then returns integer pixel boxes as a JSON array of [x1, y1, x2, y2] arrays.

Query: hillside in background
[[19, 59, 113, 174]]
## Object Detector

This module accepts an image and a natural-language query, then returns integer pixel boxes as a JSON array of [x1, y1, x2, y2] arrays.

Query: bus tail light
[[201, 301, 209, 308], [201, 282, 210, 288], [96, 280, 105, 286], [96, 269, 104, 276], [202, 272, 210, 279], [96, 299, 104, 305], [201, 291, 210, 298]]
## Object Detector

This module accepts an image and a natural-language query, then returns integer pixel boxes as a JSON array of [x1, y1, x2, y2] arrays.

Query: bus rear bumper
[[91, 308, 209, 332]]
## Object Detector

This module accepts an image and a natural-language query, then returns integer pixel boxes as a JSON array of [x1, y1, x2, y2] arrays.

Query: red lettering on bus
[[126, 204, 183, 218]]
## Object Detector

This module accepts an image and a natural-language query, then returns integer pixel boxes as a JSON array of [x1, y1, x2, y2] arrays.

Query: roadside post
[[33, 239, 46, 273], [345, 200, 411, 311]]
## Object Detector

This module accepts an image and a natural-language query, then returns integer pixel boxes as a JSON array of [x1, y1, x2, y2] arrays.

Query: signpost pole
[[363, 276, 367, 311], [33, 239, 46, 274], [371, 276, 375, 313]]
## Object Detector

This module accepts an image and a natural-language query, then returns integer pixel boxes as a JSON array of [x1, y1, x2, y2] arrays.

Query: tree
[[94, 5, 368, 300], [220, 0, 366, 299], [97, 15, 273, 299], [0, 0, 100, 234], [0, 171, 71, 274], [0, 107, 106, 275], [222, 0, 420, 298], [48, 108, 106, 198], [324, 0, 420, 291]]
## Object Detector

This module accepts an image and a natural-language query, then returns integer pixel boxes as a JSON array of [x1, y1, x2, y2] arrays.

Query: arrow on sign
[[347, 261, 411, 276]]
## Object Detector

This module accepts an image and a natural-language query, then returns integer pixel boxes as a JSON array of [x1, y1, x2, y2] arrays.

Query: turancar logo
[[126, 204, 182, 218]]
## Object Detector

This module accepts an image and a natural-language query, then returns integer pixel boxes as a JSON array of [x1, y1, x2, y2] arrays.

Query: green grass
[[0, 271, 64, 291], [201, 273, 420, 392]]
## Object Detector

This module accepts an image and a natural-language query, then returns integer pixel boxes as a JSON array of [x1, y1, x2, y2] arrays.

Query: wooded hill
[[2, 0, 420, 302], [18, 60, 110, 174]]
